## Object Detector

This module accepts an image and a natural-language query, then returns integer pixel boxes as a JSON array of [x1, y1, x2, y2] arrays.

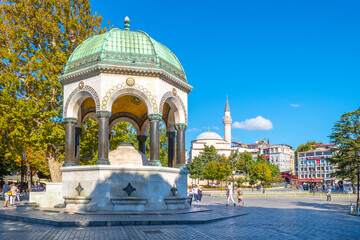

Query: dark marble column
[[167, 131, 176, 167], [96, 110, 111, 165], [175, 123, 187, 168], [137, 135, 147, 155], [75, 127, 82, 165], [148, 113, 162, 166], [63, 117, 78, 167]]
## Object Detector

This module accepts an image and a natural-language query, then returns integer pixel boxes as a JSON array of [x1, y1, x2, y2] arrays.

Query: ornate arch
[[64, 85, 100, 117], [159, 91, 187, 123], [101, 83, 158, 113]]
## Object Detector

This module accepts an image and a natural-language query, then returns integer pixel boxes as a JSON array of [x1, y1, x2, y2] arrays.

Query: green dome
[[64, 28, 186, 82]]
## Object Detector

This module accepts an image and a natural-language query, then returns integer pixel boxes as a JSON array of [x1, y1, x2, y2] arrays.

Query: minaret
[[223, 96, 232, 143]]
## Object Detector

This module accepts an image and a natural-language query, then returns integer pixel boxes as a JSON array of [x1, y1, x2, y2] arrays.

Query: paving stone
[[0, 197, 359, 239]]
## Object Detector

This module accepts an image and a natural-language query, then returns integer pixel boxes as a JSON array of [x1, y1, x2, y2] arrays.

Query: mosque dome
[[64, 17, 186, 82], [195, 131, 223, 141]]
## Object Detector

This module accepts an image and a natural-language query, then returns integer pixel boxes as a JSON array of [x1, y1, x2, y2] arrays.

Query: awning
[[297, 179, 323, 182]]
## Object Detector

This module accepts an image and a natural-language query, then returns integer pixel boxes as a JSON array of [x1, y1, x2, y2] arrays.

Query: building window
[[323, 151, 331, 156], [299, 153, 305, 157], [316, 152, 322, 156], [306, 152, 314, 157]]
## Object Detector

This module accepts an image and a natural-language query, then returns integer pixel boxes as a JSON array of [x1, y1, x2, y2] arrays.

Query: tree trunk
[[46, 151, 62, 182], [352, 182, 356, 194], [27, 162, 31, 193], [20, 156, 24, 184]]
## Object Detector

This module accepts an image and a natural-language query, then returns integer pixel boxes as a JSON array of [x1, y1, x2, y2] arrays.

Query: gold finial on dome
[[208, 127, 210, 132], [124, 16, 130, 30]]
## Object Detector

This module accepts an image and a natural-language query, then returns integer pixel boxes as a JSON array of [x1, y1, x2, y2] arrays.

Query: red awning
[[298, 179, 323, 182]]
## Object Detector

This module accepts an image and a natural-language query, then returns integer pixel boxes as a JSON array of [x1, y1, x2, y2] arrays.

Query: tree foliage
[[0, 0, 108, 181], [203, 161, 220, 182], [199, 145, 221, 165], [329, 109, 360, 193], [189, 156, 204, 180], [231, 150, 255, 174], [251, 162, 272, 183]]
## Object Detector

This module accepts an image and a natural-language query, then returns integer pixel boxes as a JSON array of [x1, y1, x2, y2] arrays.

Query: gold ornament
[[172, 88, 177, 96], [78, 81, 84, 89], [126, 77, 135, 86]]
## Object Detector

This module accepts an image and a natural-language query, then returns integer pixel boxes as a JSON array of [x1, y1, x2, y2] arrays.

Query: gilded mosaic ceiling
[[111, 95, 147, 119]]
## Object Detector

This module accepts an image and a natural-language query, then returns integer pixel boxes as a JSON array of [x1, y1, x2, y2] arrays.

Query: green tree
[[199, 145, 221, 165], [231, 151, 255, 174], [251, 162, 272, 183], [267, 163, 280, 177], [79, 118, 98, 165], [218, 156, 234, 186], [204, 161, 219, 184], [189, 156, 204, 183], [0, 0, 109, 181], [329, 109, 360, 193]]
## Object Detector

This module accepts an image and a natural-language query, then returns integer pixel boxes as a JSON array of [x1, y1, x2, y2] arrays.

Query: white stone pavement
[[1, 196, 360, 239]]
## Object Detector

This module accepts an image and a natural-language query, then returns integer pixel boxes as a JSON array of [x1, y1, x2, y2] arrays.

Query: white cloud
[[232, 116, 273, 130], [188, 128, 200, 132], [290, 104, 301, 107], [212, 126, 220, 130]]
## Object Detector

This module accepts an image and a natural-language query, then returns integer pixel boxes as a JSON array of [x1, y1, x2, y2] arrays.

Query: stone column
[[148, 113, 162, 166], [74, 127, 82, 165], [137, 135, 147, 155], [167, 131, 176, 167], [96, 110, 111, 165], [63, 117, 78, 167], [175, 123, 187, 168]]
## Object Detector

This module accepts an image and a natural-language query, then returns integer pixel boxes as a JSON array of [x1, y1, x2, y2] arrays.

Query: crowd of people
[[187, 183, 246, 207], [1, 180, 46, 208]]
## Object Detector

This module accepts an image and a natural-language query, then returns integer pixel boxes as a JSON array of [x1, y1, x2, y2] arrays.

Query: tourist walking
[[326, 186, 332, 201], [187, 187, 193, 206], [10, 183, 18, 206], [16, 185, 21, 202], [237, 187, 245, 206], [198, 186, 202, 202], [2, 181, 10, 208], [193, 185, 199, 202], [226, 183, 236, 206]]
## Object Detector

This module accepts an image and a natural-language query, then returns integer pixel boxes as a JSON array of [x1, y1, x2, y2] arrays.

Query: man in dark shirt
[[2, 181, 10, 208]]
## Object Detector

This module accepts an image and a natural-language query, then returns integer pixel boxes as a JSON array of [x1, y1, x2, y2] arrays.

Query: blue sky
[[91, 0, 360, 151]]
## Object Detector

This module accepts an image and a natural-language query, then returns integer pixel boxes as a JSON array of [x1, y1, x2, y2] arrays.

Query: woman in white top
[[226, 183, 236, 206]]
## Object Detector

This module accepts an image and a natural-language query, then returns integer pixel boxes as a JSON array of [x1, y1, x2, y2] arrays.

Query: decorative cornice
[[59, 63, 193, 93], [101, 82, 158, 113], [175, 123, 187, 131], [148, 113, 162, 122], [63, 117, 78, 125], [64, 85, 100, 118], [96, 110, 112, 119], [159, 91, 187, 123], [223, 116, 232, 124]]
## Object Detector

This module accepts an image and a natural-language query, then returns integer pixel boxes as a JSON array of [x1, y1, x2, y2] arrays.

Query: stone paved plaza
[[1, 196, 360, 239]]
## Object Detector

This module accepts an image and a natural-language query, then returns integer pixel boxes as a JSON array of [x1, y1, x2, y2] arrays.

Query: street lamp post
[[232, 170, 236, 195], [263, 168, 266, 194], [310, 167, 315, 196], [356, 152, 360, 209]]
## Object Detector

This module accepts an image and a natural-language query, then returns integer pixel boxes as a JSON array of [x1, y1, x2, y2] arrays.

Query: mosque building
[[189, 98, 232, 161]]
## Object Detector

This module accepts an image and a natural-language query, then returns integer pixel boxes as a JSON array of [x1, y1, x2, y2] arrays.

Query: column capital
[[63, 117, 78, 125], [96, 110, 111, 119], [175, 123, 187, 131], [137, 135, 148, 142], [148, 113, 162, 122], [166, 131, 176, 138]]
